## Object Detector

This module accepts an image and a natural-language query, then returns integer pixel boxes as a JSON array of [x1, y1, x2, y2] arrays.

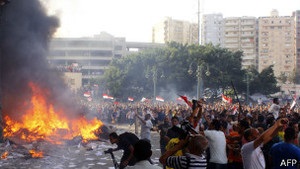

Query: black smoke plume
[[0, 0, 81, 120]]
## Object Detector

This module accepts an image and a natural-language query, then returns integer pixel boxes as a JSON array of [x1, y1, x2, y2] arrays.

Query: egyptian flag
[[156, 96, 164, 102], [222, 94, 232, 104], [179, 95, 192, 108], [103, 94, 114, 100], [128, 97, 134, 102], [84, 91, 91, 97], [290, 93, 297, 110]]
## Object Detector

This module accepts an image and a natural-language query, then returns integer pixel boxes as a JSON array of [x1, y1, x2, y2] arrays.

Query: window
[[70, 79, 75, 85]]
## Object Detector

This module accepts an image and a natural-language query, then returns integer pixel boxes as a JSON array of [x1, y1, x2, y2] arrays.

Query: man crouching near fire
[[106, 132, 139, 169]]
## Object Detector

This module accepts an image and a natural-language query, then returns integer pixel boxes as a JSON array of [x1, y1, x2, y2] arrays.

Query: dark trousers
[[208, 162, 228, 169], [228, 162, 243, 169]]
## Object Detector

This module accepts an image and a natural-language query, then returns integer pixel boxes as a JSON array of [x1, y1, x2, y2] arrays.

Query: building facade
[[222, 17, 258, 69], [48, 32, 164, 88], [201, 13, 224, 47], [294, 10, 300, 83], [152, 17, 198, 45], [258, 10, 295, 79]]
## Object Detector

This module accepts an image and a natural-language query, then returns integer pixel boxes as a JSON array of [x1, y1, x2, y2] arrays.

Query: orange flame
[[29, 149, 43, 158], [3, 82, 103, 144], [1, 151, 8, 159]]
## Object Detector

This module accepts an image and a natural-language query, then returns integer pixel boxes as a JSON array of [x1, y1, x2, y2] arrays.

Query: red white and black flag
[[103, 94, 114, 100], [222, 94, 232, 104], [128, 97, 134, 102], [178, 95, 192, 108], [156, 96, 164, 102]]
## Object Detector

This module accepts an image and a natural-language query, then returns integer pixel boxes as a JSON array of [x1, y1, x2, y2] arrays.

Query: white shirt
[[140, 119, 153, 141], [125, 160, 162, 169], [204, 130, 228, 164], [241, 141, 265, 169], [268, 103, 280, 119]]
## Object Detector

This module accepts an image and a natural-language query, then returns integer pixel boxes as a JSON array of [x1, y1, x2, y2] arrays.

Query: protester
[[166, 116, 184, 142], [268, 98, 280, 119], [108, 132, 139, 169], [156, 116, 171, 155], [203, 119, 228, 169], [159, 134, 208, 169], [135, 109, 153, 142], [241, 118, 288, 169], [269, 127, 300, 169], [126, 139, 162, 169], [126, 107, 136, 129]]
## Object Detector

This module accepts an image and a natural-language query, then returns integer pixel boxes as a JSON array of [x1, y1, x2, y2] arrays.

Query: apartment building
[[258, 10, 295, 79], [223, 16, 258, 69], [201, 13, 224, 47], [152, 17, 198, 45], [294, 10, 300, 83], [48, 32, 126, 86], [48, 32, 164, 88]]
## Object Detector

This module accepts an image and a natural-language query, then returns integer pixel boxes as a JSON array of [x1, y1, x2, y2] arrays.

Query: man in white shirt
[[136, 111, 153, 142], [268, 98, 280, 119], [241, 118, 288, 169], [203, 119, 228, 169]]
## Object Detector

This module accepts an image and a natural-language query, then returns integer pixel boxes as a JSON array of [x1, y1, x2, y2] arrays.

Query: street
[[0, 124, 162, 169]]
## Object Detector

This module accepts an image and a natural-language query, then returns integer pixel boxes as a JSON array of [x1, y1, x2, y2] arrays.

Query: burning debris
[[1, 151, 8, 159], [0, 0, 107, 144], [0, 1, 115, 167], [0, 1, 131, 168]]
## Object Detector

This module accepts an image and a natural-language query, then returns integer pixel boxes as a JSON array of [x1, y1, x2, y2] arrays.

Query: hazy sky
[[43, 0, 300, 42]]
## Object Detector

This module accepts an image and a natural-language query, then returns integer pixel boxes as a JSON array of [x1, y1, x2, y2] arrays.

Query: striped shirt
[[166, 153, 207, 169]]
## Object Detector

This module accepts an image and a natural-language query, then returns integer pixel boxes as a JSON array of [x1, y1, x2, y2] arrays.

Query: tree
[[277, 72, 288, 84], [249, 65, 280, 95], [103, 42, 272, 101], [287, 69, 296, 84]]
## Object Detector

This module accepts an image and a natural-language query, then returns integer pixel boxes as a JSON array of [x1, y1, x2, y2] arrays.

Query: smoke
[[0, 0, 81, 120]]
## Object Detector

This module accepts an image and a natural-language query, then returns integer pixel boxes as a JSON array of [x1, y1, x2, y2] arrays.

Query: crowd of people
[[81, 96, 300, 169]]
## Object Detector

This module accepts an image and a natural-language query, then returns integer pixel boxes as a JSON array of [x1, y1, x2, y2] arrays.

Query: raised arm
[[253, 118, 287, 149]]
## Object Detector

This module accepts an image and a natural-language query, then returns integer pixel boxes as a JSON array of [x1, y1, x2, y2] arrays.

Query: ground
[[0, 124, 162, 169]]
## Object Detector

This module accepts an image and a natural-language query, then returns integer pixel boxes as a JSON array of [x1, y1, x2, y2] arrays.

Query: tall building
[[48, 32, 164, 87], [294, 10, 300, 83], [258, 10, 295, 79], [223, 16, 258, 69], [201, 13, 224, 47], [152, 17, 198, 45]]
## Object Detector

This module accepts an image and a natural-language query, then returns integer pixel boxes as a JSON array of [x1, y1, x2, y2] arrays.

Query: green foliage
[[248, 65, 280, 95], [103, 42, 279, 100]]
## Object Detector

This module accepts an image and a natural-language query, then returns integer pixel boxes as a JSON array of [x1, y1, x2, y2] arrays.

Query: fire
[[29, 149, 43, 158], [1, 151, 8, 159], [3, 82, 103, 144]]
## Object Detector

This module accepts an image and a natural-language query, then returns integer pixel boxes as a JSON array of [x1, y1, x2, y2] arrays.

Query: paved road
[[0, 124, 163, 169]]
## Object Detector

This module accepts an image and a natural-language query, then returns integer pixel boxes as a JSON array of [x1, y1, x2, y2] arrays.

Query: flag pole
[[231, 81, 242, 120], [288, 90, 299, 110]]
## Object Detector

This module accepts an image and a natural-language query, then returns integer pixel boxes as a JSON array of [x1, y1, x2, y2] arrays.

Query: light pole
[[146, 66, 164, 100], [188, 62, 210, 99]]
